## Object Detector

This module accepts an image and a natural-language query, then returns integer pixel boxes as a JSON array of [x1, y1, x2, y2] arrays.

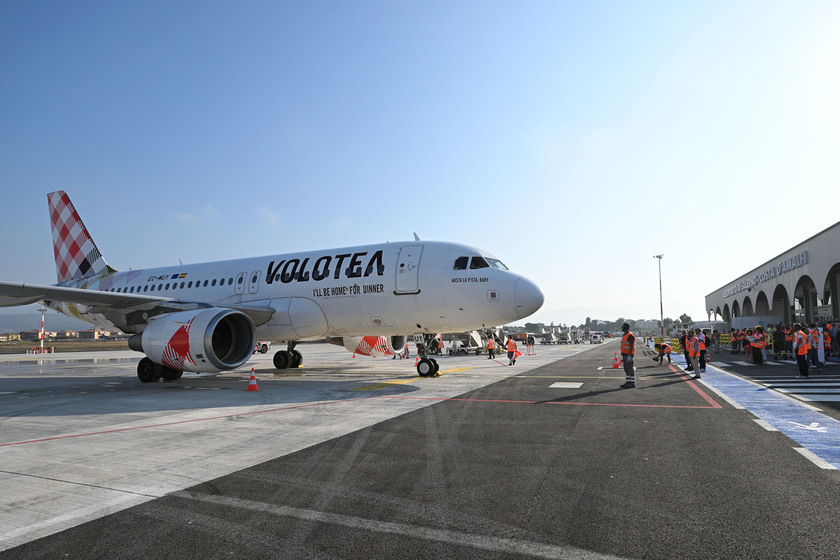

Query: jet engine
[[329, 335, 407, 357], [129, 308, 256, 374]]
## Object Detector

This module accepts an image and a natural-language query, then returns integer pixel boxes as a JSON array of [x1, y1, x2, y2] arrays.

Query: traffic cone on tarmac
[[246, 368, 260, 391], [612, 353, 621, 369]]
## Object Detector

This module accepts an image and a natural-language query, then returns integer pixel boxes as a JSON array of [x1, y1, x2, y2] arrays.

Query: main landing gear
[[273, 341, 302, 370], [137, 357, 183, 382]]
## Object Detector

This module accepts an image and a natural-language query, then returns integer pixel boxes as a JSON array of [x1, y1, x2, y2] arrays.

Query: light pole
[[38, 307, 46, 354], [653, 255, 663, 338]]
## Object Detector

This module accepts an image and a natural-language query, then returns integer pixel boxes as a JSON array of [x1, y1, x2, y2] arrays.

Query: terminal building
[[705, 221, 840, 327]]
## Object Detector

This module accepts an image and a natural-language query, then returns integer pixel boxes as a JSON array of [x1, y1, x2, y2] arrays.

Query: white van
[[590, 334, 603, 344]]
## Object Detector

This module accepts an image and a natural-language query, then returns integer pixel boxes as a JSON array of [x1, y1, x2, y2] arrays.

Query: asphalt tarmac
[[2, 340, 840, 559]]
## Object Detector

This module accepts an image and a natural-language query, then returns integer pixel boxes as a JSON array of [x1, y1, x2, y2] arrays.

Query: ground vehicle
[[590, 334, 603, 344], [557, 332, 571, 344], [254, 342, 271, 354]]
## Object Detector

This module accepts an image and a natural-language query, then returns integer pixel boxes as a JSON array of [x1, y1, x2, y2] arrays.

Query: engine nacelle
[[129, 308, 256, 372], [329, 335, 407, 357]]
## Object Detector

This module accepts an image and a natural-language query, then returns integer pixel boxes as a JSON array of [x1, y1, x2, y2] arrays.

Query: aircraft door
[[248, 270, 261, 294], [395, 245, 423, 295], [235, 272, 247, 295]]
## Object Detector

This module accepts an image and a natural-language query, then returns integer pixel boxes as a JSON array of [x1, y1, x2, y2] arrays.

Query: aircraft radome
[[0, 191, 544, 381]]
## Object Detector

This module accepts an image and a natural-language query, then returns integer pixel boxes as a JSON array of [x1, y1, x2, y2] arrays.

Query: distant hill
[[0, 312, 97, 334]]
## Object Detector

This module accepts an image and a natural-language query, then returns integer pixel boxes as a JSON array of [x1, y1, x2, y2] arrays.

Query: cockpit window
[[486, 258, 508, 270], [470, 257, 490, 269], [454, 256, 469, 270]]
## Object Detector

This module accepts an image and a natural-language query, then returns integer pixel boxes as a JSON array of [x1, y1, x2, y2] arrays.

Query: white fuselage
[[51, 240, 543, 339]]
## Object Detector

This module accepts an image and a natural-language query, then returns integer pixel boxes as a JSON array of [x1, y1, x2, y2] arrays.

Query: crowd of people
[[651, 322, 837, 380], [728, 322, 836, 378]]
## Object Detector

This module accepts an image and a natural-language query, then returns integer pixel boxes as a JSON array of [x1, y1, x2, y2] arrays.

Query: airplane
[[0, 191, 544, 382]]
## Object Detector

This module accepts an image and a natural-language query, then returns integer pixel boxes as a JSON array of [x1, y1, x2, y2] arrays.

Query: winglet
[[413, 232, 420, 241], [48, 191, 115, 283]]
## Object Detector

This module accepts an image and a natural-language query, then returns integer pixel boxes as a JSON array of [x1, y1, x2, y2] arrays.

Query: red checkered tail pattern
[[48, 191, 115, 283]]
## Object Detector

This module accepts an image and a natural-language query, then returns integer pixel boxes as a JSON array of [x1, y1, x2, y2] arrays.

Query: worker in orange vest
[[654, 342, 672, 365], [793, 323, 811, 378], [752, 326, 766, 365], [506, 336, 518, 366], [487, 336, 496, 360], [619, 323, 636, 388]]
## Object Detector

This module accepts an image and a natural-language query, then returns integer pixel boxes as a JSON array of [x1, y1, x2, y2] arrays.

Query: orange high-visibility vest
[[487, 338, 495, 350], [506, 340, 517, 352], [688, 335, 698, 357], [752, 333, 765, 349], [661, 343, 672, 353], [784, 329, 793, 343], [796, 331, 810, 355], [698, 333, 706, 351], [620, 332, 635, 355]]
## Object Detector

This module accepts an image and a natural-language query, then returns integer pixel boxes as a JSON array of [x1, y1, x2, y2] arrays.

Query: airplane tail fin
[[48, 191, 115, 283]]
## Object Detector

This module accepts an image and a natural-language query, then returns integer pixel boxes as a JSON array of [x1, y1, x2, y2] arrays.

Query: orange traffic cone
[[352, 352, 356, 358], [612, 353, 621, 369], [246, 368, 260, 391]]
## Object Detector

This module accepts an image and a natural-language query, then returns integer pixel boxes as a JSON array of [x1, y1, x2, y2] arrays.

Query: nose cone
[[514, 276, 544, 320]]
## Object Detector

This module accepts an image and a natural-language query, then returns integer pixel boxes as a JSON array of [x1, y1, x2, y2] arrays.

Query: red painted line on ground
[[668, 364, 723, 409], [1, 367, 722, 447], [373, 395, 719, 409]]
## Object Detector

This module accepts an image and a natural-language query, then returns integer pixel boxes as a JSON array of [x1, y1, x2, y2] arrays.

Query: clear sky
[[1, 1, 839, 329]]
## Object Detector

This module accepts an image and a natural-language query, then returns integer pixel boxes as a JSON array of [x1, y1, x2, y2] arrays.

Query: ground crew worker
[[689, 331, 702, 379], [654, 342, 672, 365], [784, 325, 794, 359], [794, 323, 810, 378], [737, 329, 746, 353], [730, 328, 739, 352], [506, 336, 517, 366], [808, 324, 823, 371], [752, 326, 765, 365], [487, 336, 495, 360], [697, 328, 707, 373], [619, 323, 636, 388], [680, 330, 693, 372], [772, 324, 784, 359]]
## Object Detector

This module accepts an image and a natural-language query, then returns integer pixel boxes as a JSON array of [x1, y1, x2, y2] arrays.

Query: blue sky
[[2, 1, 839, 328]]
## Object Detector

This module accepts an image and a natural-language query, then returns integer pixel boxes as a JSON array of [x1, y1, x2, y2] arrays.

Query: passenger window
[[470, 257, 490, 269], [143, 285, 149, 292], [454, 257, 468, 270], [228, 278, 233, 285], [203, 280, 209, 287], [212, 279, 217, 286], [188, 281, 193, 288]]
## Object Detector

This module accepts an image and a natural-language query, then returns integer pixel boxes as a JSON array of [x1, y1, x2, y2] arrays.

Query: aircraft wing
[[0, 281, 275, 326]]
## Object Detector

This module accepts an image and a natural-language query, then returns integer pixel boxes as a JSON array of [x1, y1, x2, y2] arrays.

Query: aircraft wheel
[[417, 358, 434, 377], [290, 350, 303, 368], [431, 358, 440, 377], [161, 367, 183, 381], [273, 350, 290, 369], [137, 358, 159, 383], [260, 344, 269, 354]]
